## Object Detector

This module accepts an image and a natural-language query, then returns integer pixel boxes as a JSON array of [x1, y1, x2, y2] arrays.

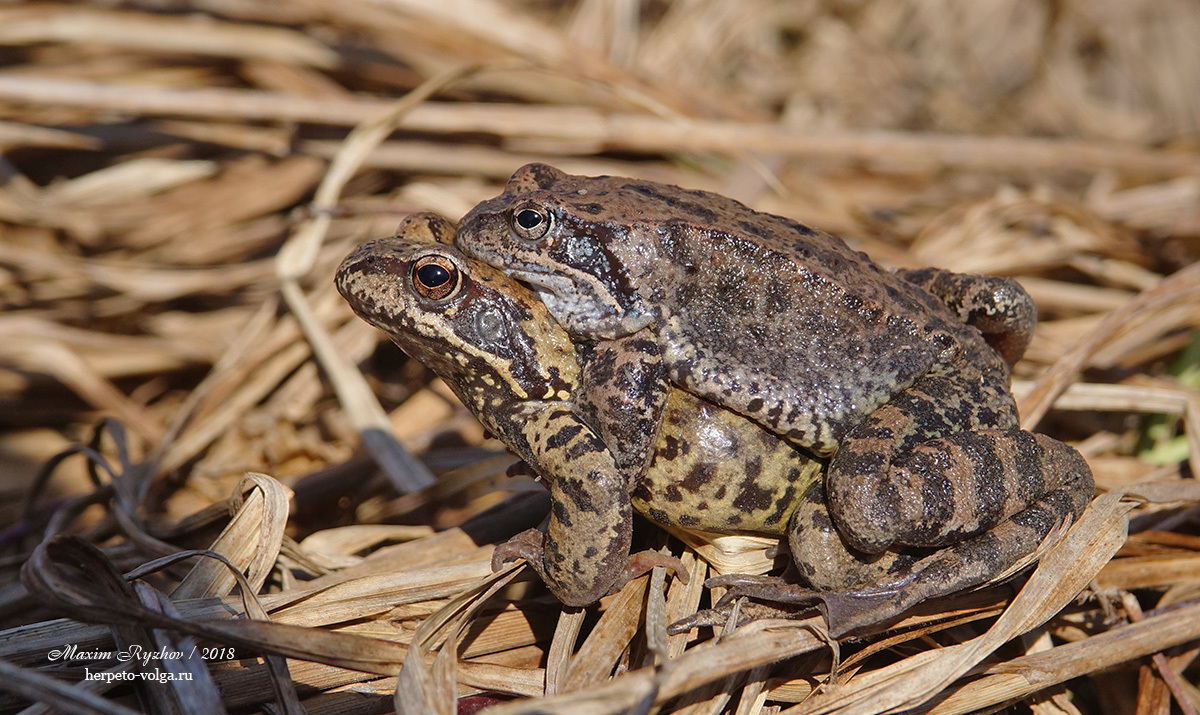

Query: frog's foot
[[668, 574, 907, 638], [894, 267, 1036, 367], [667, 591, 820, 636], [493, 531, 689, 594]]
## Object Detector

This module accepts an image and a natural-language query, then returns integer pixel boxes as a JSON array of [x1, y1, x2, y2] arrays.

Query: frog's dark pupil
[[516, 209, 544, 230], [416, 263, 451, 288]]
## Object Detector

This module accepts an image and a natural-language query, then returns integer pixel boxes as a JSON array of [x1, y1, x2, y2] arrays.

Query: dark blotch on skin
[[763, 485, 795, 527], [657, 435, 683, 461], [832, 447, 887, 480], [968, 433, 1007, 527], [867, 475, 902, 544], [682, 462, 715, 491], [546, 424, 583, 450], [624, 183, 720, 223], [565, 432, 607, 460], [732, 474, 774, 513], [559, 475, 599, 514], [915, 458, 955, 541], [784, 218, 817, 236], [551, 499, 572, 527], [860, 421, 898, 443], [737, 219, 773, 242], [524, 164, 562, 187], [806, 506, 834, 531], [1012, 499, 1060, 534], [646, 507, 670, 524]]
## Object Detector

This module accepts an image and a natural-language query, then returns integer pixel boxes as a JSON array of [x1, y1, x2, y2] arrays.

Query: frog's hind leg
[[682, 472, 1090, 637], [830, 427, 1093, 556], [822, 473, 1090, 637], [824, 358, 1094, 557]]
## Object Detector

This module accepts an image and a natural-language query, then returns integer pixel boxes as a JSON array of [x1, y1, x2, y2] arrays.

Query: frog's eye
[[411, 255, 461, 301], [512, 206, 552, 241]]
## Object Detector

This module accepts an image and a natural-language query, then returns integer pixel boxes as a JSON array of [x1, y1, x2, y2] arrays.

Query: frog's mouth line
[[503, 266, 555, 292], [505, 269, 576, 308], [497, 264, 647, 338]]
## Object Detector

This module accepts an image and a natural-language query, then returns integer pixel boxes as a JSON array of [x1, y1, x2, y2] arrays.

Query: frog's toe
[[692, 576, 910, 638], [620, 549, 690, 586], [491, 528, 545, 572], [705, 573, 799, 594], [667, 609, 717, 635], [667, 599, 817, 636], [666, 576, 829, 636]]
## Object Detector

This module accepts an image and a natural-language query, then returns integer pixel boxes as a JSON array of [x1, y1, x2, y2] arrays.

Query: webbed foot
[[668, 574, 912, 638]]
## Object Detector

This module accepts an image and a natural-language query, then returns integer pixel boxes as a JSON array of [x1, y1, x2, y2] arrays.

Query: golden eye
[[411, 255, 460, 301], [512, 206, 551, 240]]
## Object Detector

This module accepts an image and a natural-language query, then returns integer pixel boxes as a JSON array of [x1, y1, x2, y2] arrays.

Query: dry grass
[[1, 1, 1198, 713]]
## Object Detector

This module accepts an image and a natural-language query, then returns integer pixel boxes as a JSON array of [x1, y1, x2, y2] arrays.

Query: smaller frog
[[337, 212, 687, 605], [336, 213, 1093, 635]]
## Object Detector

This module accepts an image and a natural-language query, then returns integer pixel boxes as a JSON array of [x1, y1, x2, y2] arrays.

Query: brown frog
[[454, 164, 1092, 573], [337, 212, 1092, 635]]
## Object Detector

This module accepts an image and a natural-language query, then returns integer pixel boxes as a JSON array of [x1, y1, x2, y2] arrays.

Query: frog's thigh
[[515, 406, 636, 606], [896, 267, 1036, 367], [827, 397, 1093, 555]]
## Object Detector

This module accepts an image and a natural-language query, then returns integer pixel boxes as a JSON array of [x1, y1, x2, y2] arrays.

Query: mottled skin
[[455, 163, 974, 457], [454, 164, 1093, 602], [894, 267, 1037, 369], [338, 212, 1093, 635], [336, 214, 805, 602]]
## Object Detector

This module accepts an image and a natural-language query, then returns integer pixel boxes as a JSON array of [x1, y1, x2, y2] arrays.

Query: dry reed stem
[[279, 64, 489, 494], [3, 76, 1198, 177]]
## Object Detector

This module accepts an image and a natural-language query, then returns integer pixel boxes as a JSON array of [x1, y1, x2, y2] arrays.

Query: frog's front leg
[[491, 403, 684, 606], [825, 361, 1094, 556], [895, 267, 1036, 368], [575, 331, 668, 475]]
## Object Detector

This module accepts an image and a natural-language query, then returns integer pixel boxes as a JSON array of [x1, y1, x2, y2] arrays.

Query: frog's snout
[[335, 239, 413, 326]]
